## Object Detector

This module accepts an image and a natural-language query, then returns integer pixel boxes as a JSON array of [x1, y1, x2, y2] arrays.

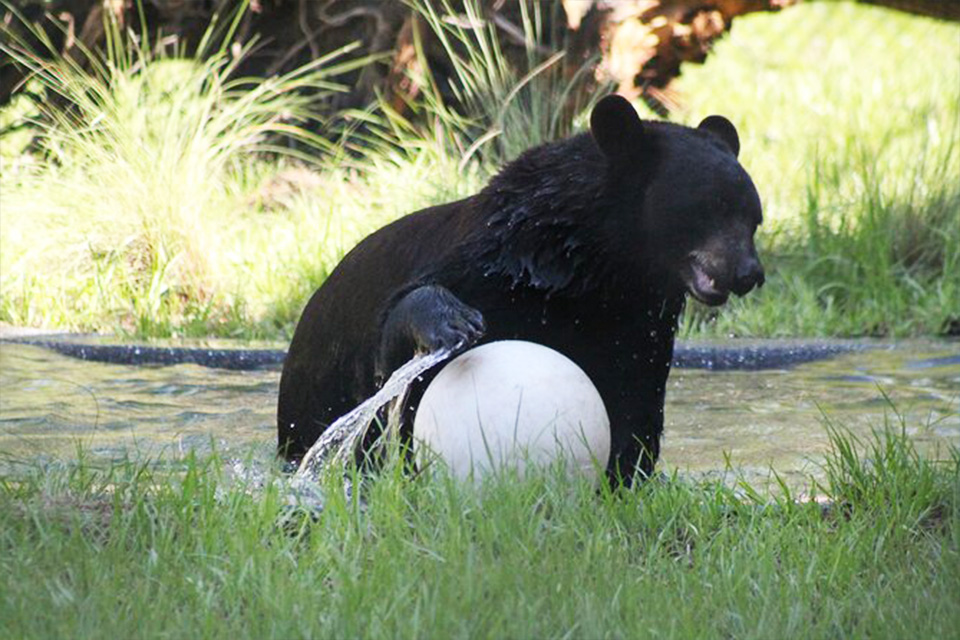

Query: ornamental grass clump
[[0, 3, 361, 333]]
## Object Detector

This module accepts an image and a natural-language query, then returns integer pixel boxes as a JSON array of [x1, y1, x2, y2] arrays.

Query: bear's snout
[[731, 255, 764, 296]]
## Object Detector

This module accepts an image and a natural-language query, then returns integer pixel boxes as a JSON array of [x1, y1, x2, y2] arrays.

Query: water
[[295, 347, 452, 480], [1, 339, 957, 491], [665, 341, 959, 488]]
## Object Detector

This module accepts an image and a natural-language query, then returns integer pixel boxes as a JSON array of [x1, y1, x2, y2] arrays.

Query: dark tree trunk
[[857, 0, 960, 21]]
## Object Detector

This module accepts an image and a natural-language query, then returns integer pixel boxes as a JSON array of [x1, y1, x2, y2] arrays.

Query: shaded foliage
[[1, 0, 800, 118]]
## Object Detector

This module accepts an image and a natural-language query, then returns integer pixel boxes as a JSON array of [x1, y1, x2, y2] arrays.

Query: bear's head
[[591, 95, 765, 306]]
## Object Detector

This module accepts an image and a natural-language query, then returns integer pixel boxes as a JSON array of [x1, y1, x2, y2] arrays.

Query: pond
[[1, 337, 957, 489]]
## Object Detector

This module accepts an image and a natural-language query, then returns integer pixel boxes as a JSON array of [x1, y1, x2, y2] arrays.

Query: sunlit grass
[[0, 5, 364, 336], [674, 3, 960, 336], [0, 418, 956, 638]]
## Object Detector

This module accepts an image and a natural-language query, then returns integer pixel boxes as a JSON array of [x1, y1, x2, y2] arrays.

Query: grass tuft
[[0, 4, 364, 336], [406, 0, 604, 167]]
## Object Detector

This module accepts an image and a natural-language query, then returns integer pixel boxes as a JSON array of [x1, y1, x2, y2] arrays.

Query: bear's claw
[[377, 284, 486, 379], [421, 292, 486, 353]]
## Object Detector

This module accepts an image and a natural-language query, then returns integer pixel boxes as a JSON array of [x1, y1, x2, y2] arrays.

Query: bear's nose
[[732, 257, 764, 296]]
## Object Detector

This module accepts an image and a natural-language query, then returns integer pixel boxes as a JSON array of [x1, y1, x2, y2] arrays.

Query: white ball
[[413, 341, 610, 482]]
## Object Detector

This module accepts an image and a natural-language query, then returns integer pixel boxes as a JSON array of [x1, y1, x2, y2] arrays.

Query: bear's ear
[[590, 95, 644, 162], [698, 115, 740, 157]]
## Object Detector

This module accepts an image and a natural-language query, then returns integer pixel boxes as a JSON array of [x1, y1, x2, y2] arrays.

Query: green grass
[[1, 421, 956, 639], [0, 4, 369, 338], [0, 2, 958, 338], [674, 3, 960, 337]]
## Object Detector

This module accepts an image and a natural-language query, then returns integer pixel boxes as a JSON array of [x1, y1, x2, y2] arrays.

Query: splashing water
[[219, 348, 453, 514], [294, 348, 453, 483]]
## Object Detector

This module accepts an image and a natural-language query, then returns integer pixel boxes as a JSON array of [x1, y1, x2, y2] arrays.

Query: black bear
[[278, 95, 764, 484]]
